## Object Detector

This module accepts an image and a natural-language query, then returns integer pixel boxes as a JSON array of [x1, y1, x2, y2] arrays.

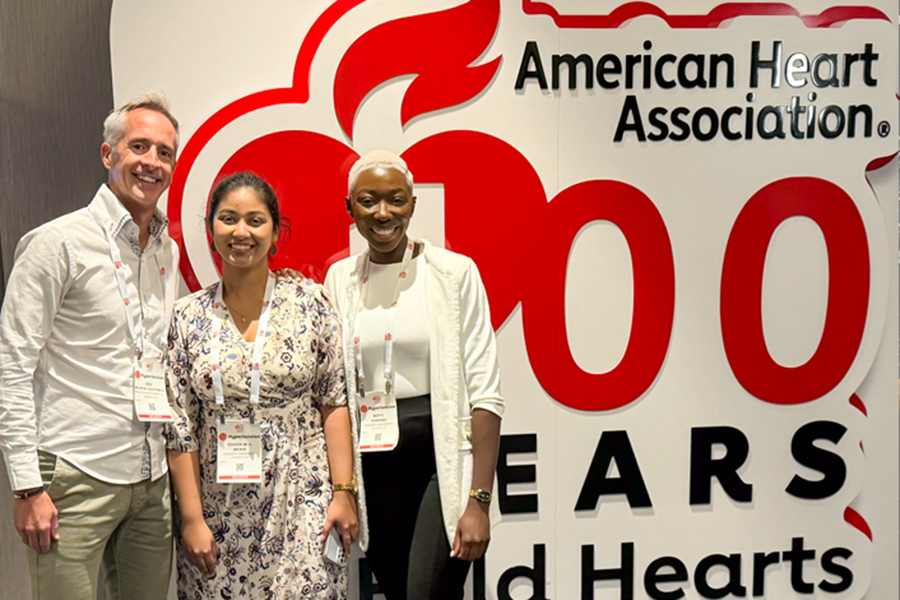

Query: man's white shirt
[[0, 185, 178, 490]]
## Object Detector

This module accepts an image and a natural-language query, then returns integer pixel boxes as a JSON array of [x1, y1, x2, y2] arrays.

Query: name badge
[[358, 391, 399, 452], [216, 421, 262, 483], [134, 360, 174, 422]]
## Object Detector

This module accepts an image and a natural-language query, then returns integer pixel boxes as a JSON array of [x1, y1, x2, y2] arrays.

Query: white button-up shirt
[[0, 185, 178, 490]]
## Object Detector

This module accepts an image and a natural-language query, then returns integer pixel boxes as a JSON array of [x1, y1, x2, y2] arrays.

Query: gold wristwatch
[[469, 489, 492, 504], [332, 475, 358, 495]]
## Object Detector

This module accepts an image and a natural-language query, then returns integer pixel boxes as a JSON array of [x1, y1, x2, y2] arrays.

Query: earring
[[270, 245, 277, 256]]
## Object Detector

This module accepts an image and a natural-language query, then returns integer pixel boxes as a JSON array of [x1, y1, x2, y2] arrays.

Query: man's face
[[101, 108, 177, 215]]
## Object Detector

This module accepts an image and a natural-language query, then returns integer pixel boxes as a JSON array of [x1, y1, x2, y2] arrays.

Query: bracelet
[[332, 475, 358, 495], [13, 487, 44, 500]]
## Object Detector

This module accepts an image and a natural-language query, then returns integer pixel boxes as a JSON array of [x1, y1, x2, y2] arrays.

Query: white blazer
[[324, 241, 504, 549]]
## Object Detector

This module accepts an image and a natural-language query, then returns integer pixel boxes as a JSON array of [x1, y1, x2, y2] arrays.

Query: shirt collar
[[88, 184, 169, 248]]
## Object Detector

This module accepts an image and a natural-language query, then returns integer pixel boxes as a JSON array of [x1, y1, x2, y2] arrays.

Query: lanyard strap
[[99, 226, 168, 359], [352, 240, 415, 397], [211, 272, 276, 406]]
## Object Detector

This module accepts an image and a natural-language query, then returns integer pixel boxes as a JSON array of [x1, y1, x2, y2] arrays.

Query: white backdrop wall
[[109, 1, 898, 599]]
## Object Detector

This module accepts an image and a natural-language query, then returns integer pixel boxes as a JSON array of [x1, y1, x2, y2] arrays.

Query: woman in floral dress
[[166, 172, 357, 599]]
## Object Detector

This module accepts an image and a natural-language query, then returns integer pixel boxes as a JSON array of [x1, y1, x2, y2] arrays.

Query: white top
[[326, 241, 504, 550], [357, 254, 430, 398], [0, 185, 178, 490]]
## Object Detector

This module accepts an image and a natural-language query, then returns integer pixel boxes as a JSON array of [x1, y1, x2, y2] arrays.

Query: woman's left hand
[[451, 499, 491, 561], [321, 490, 359, 555]]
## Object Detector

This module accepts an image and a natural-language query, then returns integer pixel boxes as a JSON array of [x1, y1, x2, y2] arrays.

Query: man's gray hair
[[103, 91, 180, 149], [348, 150, 414, 195]]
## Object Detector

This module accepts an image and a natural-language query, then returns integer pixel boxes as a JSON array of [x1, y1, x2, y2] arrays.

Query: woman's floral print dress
[[165, 277, 348, 599]]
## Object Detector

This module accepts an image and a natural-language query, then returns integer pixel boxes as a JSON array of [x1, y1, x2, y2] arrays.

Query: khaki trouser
[[26, 452, 172, 600]]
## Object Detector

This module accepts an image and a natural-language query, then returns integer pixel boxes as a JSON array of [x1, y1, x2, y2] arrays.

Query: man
[[0, 92, 180, 599]]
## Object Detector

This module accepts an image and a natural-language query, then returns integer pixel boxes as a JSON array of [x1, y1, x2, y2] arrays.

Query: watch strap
[[13, 487, 44, 500]]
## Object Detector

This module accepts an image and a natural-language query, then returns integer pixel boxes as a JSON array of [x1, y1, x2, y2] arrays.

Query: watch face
[[472, 490, 491, 503]]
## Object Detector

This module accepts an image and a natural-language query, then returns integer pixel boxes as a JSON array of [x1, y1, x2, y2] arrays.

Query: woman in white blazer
[[324, 150, 503, 600]]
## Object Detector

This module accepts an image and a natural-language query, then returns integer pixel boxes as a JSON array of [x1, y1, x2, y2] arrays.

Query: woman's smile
[[349, 166, 416, 264], [211, 186, 277, 270]]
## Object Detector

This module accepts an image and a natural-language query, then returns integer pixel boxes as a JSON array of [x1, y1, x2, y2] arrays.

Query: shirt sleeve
[[313, 288, 348, 410], [459, 259, 504, 418], [0, 228, 74, 490], [165, 304, 200, 452]]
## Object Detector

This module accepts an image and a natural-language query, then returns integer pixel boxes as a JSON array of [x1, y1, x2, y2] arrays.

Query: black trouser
[[362, 395, 471, 600]]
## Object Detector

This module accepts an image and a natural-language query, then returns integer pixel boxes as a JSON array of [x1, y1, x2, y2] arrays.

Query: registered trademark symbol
[[877, 121, 890, 137]]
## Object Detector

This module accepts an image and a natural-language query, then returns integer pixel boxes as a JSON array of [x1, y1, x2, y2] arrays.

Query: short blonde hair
[[348, 150, 413, 195], [103, 91, 180, 149]]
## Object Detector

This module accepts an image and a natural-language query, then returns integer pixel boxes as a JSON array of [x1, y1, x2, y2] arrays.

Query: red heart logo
[[166, 0, 678, 411]]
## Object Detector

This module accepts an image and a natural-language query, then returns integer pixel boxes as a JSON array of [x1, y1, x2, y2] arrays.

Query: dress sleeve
[[165, 303, 200, 452], [459, 260, 504, 418], [313, 289, 347, 410]]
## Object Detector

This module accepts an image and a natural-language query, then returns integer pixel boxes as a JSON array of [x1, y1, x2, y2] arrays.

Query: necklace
[[225, 298, 263, 324]]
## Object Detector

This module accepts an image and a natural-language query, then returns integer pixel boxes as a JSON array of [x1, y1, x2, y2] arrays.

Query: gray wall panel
[[0, 0, 113, 285]]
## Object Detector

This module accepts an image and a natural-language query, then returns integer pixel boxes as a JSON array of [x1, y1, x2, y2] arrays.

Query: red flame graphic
[[334, 0, 501, 139]]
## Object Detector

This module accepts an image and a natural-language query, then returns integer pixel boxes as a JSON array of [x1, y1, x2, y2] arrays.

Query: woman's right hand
[[181, 518, 218, 577]]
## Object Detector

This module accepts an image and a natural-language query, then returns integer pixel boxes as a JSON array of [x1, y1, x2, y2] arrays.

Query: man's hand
[[14, 492, 59, 553], [450, 499, 490, 561], [181, 518, 218, 577], [274, 268, 305, 283]]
